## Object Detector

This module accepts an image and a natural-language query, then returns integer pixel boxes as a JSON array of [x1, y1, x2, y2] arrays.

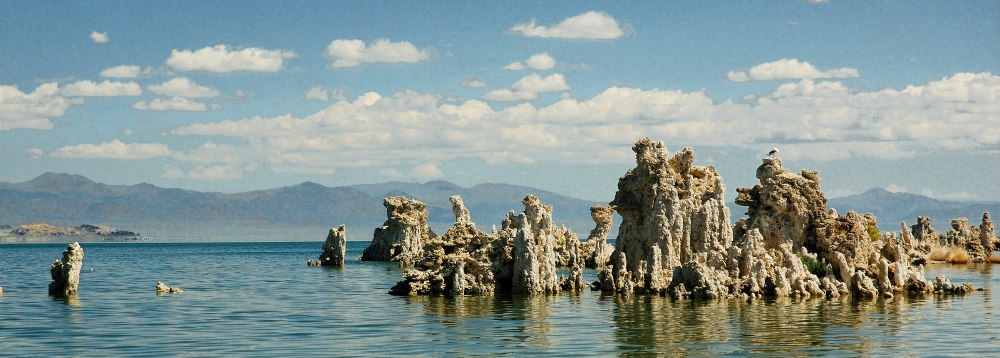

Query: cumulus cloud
[[324, 38, 433, 68], [726, 59, 860, 82], [172, 141, 256, 164], [26, 148, 45, 158], [188, 164, 245, 181], [166, 45, 297, 73], [503, 53, 557, 71], [410, 163, 444, 181], [51, 139, 172, 159], [512, 73, 570, 93], [480, 73, 569, 102], [148, 77, 221, 98], [133, 97, 216, 111], [481, 89, 538, 102], [61, 80, 142, 97], [305, 87, 329, 102], [0, 83, 77, 130], [509, 11, 625, 40], [460, 77, 487, 88], [90, 31, 109, 43], [168, 72, 1000, 174], [100, 65, 152, 78]]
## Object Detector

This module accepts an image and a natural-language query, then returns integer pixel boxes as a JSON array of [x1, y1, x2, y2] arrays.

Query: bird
[[768, 147, 778, 156]]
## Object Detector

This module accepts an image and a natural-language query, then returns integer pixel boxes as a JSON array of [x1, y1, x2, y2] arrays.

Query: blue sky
[[1, 1, 998, 203]]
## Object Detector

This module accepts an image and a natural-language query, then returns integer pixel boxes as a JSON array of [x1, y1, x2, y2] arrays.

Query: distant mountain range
[[0, 173, 601, 240], [826, 188, 1000, 231], [1, 173, 994, 241]]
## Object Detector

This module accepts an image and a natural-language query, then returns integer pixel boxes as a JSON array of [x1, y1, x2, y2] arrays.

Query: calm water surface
[[1, 241, 997, 356]]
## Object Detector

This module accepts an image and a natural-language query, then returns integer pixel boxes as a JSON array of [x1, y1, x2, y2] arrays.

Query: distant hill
[[827, 188, 1000, 231], [0, 173, 602, 241]]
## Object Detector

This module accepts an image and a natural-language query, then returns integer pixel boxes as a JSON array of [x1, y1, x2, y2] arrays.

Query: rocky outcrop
[[390, 194, 573, 296], [48, 242, 84, 297], [389, 195, 496, 295], [318, 225, 347, 267], [156, 281, 183, 294], [362, 196, 437, 267], [580, 205, 615, 268], [10, 223, 149, 242], [598, 138, 966, 299], [733, 156, 935, 298], [500, 195, 563, 294], [981, 213, 997, 253], [599, 138, 732, 295], [911, 216, 943, 247]]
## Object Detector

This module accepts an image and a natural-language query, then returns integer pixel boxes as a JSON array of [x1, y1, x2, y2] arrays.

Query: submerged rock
[[156, 281, 183, 294], [318, 225, 348, 267], [48, 242, 84, 297], [362, 196, 437, 267]]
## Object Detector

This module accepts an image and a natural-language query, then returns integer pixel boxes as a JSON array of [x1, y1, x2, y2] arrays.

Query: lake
[[1, 241, 997, 356]]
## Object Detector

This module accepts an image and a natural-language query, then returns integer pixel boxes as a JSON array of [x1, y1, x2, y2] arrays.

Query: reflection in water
[[405, 293, 559, 350], [607, 295, 731, 354]]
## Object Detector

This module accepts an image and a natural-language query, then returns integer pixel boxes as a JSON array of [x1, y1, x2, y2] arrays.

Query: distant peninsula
[[0, 223, 150, 243]]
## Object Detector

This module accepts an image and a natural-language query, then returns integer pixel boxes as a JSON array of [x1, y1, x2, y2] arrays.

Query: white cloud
[[324, 38, 433, 68], [480, 73, 569, 102], [460, 77, 487, 88], [410, 163, 443, 181], [133, 97, 215, 111], [504, 53, 556, 71], [172, 141, 255, 164], [161, 164, 186, 179], [512, 73, 570, 93], [884, 184, 907, 193], [61, 80, 142, 97], [90, 31, 109, 43], [169, 72, 1000, 173], [509, 11, 625, 40], [188, 165, 245, 181], [305, 87, 329, 102], [26, 148, 44, 158], [0, 83, 76, 130], [166, 45, 297, 73], [148, 77, 221, 98], [51, 139, 172, 159], [100, 65, 151, 78], [726, 59, 860, 82], [481, 89, 538, 102]]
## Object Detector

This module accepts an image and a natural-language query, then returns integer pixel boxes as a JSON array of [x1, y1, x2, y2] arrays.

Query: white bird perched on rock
[[768, 147, 778, 156]]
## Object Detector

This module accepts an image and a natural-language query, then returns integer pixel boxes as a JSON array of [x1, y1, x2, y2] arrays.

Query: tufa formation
[[317, 225, 348, 267], [49, 242, 85, 297], [361, 196, 437, 267]]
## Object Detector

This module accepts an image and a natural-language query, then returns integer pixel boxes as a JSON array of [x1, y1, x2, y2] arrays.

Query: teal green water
[[1, 241, 997, 356]]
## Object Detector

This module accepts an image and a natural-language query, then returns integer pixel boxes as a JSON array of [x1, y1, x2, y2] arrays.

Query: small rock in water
[[156, 281, 183, 294]]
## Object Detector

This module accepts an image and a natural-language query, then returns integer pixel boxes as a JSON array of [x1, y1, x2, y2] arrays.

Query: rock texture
[[507, 195, 563, 294], [362, 196, 437, 267], [599, 138, 732, 295], [390, 194, 574, 296], [579, 205, 615, 268], [48, 242, 84, 297], [597, 138, 965, 299], [156, 281, 183, 294], [318, 225, 348, 267], [389, 195, 496, 295], [942, 214, 996, 262]]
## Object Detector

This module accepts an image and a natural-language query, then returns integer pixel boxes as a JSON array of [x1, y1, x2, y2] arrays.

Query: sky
[[1, 0, 998, 204]]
